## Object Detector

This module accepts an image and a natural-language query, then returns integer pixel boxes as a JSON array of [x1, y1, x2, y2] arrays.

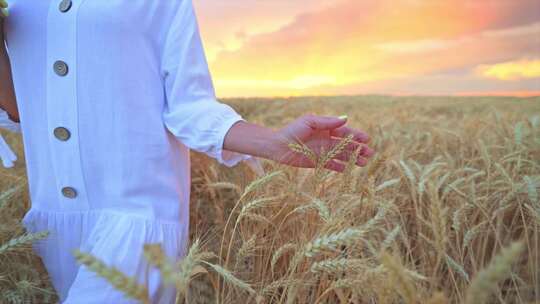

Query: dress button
[[53, 127, 71, 141], [53, 60, 69, 76], [58, 0, 72, 13], [62, 187, 77, 199]]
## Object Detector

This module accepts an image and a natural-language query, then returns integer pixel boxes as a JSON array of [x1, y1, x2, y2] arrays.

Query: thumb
[[305, 115, 348, 130]]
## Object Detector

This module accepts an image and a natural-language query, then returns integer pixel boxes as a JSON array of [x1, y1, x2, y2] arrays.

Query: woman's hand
[[0, 0, 8, 20], [269, 114, 374, 172], [224, 114, 374, 173]]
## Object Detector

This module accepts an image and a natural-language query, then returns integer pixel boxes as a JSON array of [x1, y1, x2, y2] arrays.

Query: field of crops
[[1, 96, 539, 303]]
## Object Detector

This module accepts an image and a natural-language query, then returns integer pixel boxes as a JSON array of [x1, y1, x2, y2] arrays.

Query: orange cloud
[[476, 59, 540, 81]]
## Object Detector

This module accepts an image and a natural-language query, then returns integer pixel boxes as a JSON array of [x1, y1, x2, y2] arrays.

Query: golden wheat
[[465, 241, 526, 304], [1, 96, 539, 303], [73, 250, 150, 304]]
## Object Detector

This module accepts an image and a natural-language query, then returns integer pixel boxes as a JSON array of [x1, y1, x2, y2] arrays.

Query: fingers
[[322, 139, 374, 168], [334, 150, 368, 167], [329, 138, 374, 157], [309, 141, 376, 171], [324, 159, 346, 173], [294, 113, 376, 173], [304, 114, 347, 131], [330, 125, 370, 143]]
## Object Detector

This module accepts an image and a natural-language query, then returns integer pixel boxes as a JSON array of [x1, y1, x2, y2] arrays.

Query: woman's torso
[[3, 0, 191, 222]]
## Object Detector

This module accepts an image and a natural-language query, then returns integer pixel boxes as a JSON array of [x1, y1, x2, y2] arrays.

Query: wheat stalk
[[304, 228, 366, 258], [379, 251, 418, 304], [73, 250, 150, 304], [465, 241, 525, 304], [239, 170, 284, 202], [271, 243, 297, 273], [202, 261, 255, 295], [310, 258, 367, 274], [0, 231, 49, 255]]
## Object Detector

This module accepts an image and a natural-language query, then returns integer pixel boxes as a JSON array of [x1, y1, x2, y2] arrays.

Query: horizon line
[[219, 91, 540, 100]]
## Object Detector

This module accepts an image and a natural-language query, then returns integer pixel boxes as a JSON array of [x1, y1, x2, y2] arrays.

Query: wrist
[[224, 120, 285, 161], [264, 129, 290, 162], [244, 123, 284, 161], [7, 111, 19, 123]]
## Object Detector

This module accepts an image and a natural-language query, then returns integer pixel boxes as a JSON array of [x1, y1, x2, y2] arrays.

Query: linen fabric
[[1, 0, 253, 302]]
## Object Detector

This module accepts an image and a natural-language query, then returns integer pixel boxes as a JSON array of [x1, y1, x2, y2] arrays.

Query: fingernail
[[338, 115, 348, 121], [358, 134, 370, 143]]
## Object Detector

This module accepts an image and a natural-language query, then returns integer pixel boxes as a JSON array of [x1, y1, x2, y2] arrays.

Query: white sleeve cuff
[[0, 134, 17, 168], [0, 108, 21, 133], [214, 114, 253, 168], [0, 109, 19, 168]]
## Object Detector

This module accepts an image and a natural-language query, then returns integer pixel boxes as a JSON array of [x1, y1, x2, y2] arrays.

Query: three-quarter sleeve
[[0, 108, 20, 168], [160, 0, 252, 167]]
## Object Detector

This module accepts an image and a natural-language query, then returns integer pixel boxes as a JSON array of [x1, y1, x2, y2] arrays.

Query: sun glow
[[476, 59, 540, 81]]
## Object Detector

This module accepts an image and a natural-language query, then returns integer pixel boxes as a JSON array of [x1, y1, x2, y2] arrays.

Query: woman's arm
[[0, 9, 20, 123], [223, 114, 374, 172], [222, 121, 280, 161]]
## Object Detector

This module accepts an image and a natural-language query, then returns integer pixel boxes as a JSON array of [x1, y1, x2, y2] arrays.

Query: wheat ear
[[465, 241, 525, 304], [0, 231, 49, 255], [73, 250, 150, 304]]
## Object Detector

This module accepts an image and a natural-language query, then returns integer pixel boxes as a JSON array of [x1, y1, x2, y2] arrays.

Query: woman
[[0, 0, 374, 303]]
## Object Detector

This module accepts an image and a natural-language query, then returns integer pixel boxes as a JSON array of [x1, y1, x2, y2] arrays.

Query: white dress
[[1, 0, 254, 302]]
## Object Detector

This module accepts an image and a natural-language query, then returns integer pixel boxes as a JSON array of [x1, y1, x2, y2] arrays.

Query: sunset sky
[[194, 0, 540, 98]]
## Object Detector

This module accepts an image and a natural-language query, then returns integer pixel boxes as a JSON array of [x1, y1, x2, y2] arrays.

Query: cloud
[[376, 22, 540, 55], [375, 39, 464, 54], [476, 59, 540, 81], [463, 0, 540, 31], [197, 0, 540, 97], [482, 22, 540, 38], [194, 0, 342, 61]]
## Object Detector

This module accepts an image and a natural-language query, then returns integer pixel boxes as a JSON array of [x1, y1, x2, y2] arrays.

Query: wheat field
[[1, 96, 539, 304]]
